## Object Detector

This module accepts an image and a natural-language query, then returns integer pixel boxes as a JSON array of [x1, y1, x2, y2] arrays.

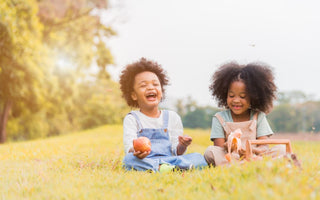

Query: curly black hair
[[209, 61, 277, 113], [119, 57, 169, 108]]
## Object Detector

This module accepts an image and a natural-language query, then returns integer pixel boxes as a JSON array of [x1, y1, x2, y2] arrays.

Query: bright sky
[[107, 0, 320, 107]]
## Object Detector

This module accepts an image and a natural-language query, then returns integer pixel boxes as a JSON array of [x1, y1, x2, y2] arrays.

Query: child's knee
[[276, 144, 287, 156], [269, 144, 287, 158], [122, 153, 134, 166], [204, 146, 229, 166], [204, 146, 217, 166]]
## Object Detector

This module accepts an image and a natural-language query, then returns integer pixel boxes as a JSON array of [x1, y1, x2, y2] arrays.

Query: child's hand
[[239, 148, 246, 156], [133, 150, 150, 159], [178, 135, 192, 147], [252, 145, 268, 155]]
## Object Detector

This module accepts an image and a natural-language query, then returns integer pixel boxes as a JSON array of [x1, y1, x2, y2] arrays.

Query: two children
[[120, 58, 286, 171], [119, 58, 208, 172]]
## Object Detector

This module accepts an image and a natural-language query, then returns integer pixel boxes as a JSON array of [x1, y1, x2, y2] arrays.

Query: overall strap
[[252, 112, 259, 121], [162, 110, 169, 129], [215, 113, 231, 136], [249, 111, 259, 131], [128, 112, 143, 131]]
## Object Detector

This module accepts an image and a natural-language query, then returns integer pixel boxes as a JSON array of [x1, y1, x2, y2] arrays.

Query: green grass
[[0, 125, 319, 199]]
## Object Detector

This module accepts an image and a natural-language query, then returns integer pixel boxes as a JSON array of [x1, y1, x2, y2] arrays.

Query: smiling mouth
[[146, 93, 157, 100], [232, 105, 242, 109]]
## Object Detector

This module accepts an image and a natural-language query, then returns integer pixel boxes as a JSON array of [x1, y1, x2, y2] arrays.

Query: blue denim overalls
[[123, 110, 208, 172]]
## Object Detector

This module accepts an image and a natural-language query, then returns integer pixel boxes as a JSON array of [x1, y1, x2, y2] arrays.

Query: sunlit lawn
[[0, 125, 319, 199]]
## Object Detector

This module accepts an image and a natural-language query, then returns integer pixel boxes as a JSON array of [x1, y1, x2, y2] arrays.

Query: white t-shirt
[[123, 110, 183, 155]]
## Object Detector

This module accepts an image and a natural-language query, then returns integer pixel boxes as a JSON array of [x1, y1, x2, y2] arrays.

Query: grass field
[[0, 125, 319, 199]]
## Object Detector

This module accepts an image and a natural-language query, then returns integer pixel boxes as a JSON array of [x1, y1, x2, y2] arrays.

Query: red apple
[[133, 137, 151, 152]]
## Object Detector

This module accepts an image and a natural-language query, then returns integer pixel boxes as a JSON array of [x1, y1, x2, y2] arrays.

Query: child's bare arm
[[252, 136, 269, 154], [213, 138, 225, 148], [176, 135, 192, 155], [257, 136, 268, 139]]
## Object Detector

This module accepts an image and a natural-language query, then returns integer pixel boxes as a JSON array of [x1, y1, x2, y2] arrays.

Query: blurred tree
[[0, 1, 48, 142], [75, 78, 128, 129], [270, 91, 320, 133], [183, 108, 208, 129], [296, 101, 320, 133], [175, 99, 186, 117], [182, 107, 218, 129], [0, 0, 124, 142], [37, 0, 115, 74], [185, 96, 197, 113], [0, 23, 12, 143], [36, 0, 120, 135], [174, 92, 320, 133], [176, 97, 219, 129], [276, 90, 313, 105], [268, 104, 299, 132]]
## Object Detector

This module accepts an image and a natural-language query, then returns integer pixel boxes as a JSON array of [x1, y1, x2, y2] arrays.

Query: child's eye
[[240, 96, 246, 99]]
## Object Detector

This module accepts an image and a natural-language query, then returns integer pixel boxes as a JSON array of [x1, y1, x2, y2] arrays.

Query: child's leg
[[122, 153, 160, 172], [265, 144, 286, 158], [204, 146, 229, 166], [179, 153, 208, 169], [160, 153, 208, 170]]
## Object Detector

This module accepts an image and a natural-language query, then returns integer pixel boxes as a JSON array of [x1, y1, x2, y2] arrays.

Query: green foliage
[[178, 92, 320, 133], [0, 0, 48, 106], [277, 90, 314, 105], [268, 104, 299, 132], [269, 101, 320, 133], [74, 78, 129, 130], [0, 125, 319, 199], [38, 0, 116, 70], [176, 96, 220, 129], [183, 107, 219, 129], [0, 0, 128, 142]]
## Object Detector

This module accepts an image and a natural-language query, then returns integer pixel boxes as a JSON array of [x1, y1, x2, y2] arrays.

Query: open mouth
[[146, 93, 157, 100], [232, 105, 242, 109]]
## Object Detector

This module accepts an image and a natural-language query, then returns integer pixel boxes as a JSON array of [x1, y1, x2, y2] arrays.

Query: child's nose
[[233, 97, 240, 102], [146, 84, 154, 89]]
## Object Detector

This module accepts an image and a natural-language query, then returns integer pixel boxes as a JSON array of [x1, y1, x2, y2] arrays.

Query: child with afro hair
[[204, 61, 286, 166], [120, 58, 208, 172]]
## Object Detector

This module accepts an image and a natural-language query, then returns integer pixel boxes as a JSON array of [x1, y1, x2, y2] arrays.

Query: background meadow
[[1, 125, 319, 199], [1, 1, 320, 199]]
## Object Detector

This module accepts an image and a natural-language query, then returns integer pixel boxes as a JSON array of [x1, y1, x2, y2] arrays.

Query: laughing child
[[120, 58, 208, 172]]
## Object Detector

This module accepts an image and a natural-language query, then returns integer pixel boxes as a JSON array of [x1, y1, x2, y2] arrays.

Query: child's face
[[227, 80, 251, 117], [131, 71, 162, 110]]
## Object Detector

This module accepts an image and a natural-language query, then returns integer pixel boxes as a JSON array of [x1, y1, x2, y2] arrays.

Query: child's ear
[[131, 92, 137, 101]]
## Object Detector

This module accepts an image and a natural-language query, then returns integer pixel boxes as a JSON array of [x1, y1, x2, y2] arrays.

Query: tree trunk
[[0, 100, 12, 143]]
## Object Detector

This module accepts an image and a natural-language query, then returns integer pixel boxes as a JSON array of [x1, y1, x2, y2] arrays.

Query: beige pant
[[204, 145, 286, 166]]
